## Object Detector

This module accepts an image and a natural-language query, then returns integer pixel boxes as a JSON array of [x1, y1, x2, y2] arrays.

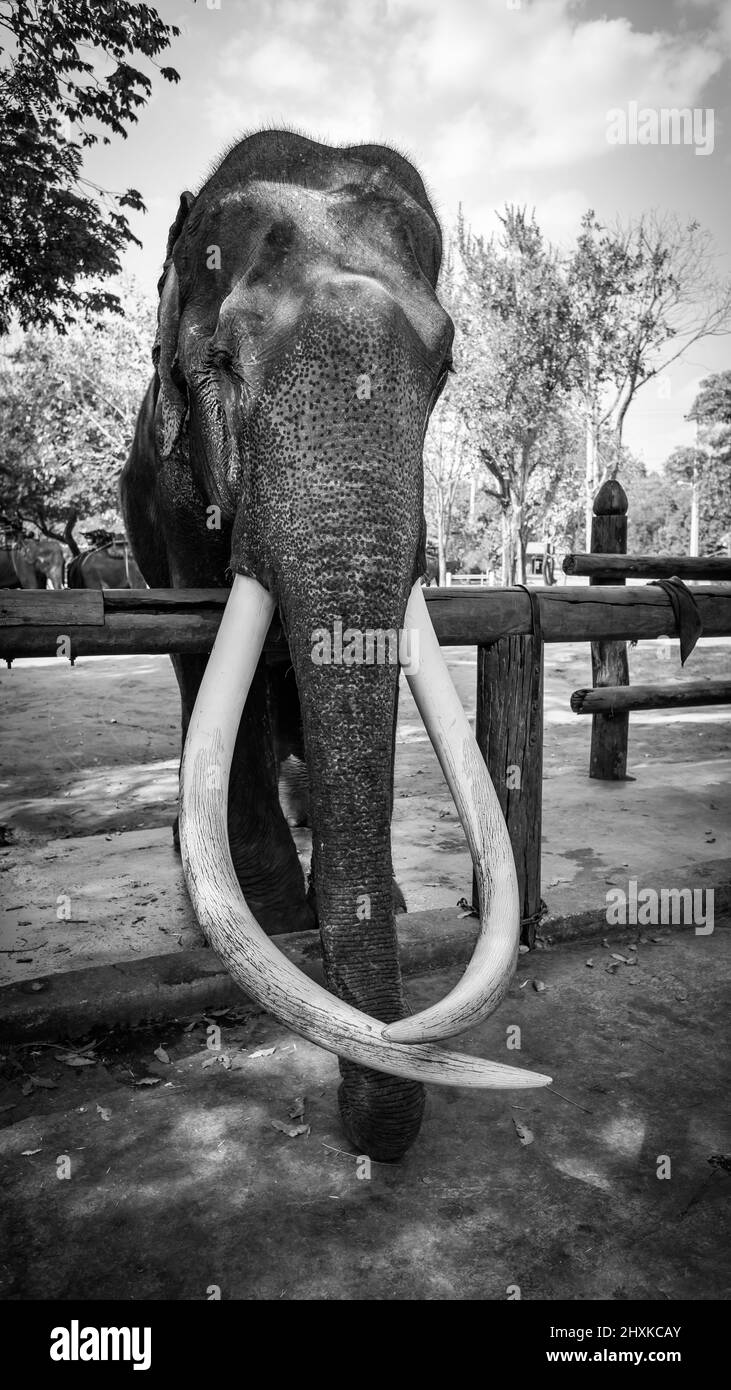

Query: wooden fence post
[[589, 479, 629, 779], [473, 627, 544, 947]]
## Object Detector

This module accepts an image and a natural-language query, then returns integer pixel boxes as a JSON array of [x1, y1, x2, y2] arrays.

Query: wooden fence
[[3, 566, 731, 949], [563, 480, 731, 781]]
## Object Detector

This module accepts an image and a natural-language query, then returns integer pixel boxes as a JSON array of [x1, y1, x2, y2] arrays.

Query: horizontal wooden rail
[[2, 585, 731, 660], [571, 680, 731, 715], [563, 553, 731, 580]]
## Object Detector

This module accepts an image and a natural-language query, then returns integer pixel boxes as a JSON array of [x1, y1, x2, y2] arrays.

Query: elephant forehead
[[187, 177, 440, 285], [180, 182, 448, 360]]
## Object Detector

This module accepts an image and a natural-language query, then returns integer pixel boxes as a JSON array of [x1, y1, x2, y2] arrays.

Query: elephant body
[[121, 131, 541, 1159], [0, 534, 65, 589], [66, 539, 146, 589]]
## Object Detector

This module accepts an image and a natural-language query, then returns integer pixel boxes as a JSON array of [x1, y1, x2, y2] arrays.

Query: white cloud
[[201, 0, 727, 203]]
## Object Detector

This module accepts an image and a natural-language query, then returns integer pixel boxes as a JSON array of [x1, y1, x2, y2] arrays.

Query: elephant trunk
[[282, 582, 425, 1158]]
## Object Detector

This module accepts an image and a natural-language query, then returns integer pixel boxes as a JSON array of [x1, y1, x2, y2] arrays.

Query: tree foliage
[[453, 207, 583, 582], [422, 206, 731, 579], [0, 0, 179, 332], [0, 276, 154, 543], [568, 211, 731, 541]]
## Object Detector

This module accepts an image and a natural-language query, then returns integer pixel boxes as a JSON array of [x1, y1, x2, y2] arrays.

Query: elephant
[[121, 130, 549, 1160], [0, 533, 65, 589], [66, 538, 146, 589]]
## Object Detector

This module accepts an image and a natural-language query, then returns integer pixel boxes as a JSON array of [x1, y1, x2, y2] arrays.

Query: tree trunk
[[690, 456, 700, 556], [585, 410, 597, 549], [500, 508, 512, 585], [436, 490, 447, 586], [515, 506, 527, 586], [502, 503, 525, 585], [64, 508, 80, 558]]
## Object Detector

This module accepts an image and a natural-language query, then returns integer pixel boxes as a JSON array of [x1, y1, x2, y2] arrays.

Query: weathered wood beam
[[2, 584, 731, 660], [474, 632, 544, 947], [589, 481, 629, 779], [564, 553, 731, 580], [571, 680, 731, 715]]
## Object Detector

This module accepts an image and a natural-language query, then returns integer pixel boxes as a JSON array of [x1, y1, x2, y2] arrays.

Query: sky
[[85, 0, 731, 469]]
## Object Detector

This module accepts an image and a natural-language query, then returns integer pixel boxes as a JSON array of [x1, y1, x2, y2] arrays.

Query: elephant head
[[156, 132, 549, 1159]]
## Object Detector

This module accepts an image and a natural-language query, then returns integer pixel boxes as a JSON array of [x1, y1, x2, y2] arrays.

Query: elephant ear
[[153, 191, 195, 460]]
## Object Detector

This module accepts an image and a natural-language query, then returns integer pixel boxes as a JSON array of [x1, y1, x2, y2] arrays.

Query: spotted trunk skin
[[231, 293, 433, 1158]]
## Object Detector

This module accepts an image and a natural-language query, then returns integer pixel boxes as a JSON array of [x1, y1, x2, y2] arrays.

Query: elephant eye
[[205, 343, 234, 373]]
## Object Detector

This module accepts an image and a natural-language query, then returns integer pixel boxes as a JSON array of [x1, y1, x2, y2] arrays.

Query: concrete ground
[[1, 925, 728, 1300], [0, 634, 729, 1299]]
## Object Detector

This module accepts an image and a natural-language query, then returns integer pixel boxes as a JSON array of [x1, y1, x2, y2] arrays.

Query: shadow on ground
[[1, 925, 729, 1301]]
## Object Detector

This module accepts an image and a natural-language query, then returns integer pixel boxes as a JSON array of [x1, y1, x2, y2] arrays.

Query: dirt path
[[1, 638, 729, 982]]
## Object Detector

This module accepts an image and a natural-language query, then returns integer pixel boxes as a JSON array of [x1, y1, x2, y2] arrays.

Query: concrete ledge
[[540, 856, 731, 942], [2, 861, 729, 1042], [0, 908, 478, 1042]]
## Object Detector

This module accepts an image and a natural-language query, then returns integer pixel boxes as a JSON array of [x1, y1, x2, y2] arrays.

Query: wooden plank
[[102, 588, 227, 611], [0, 612, 289, 660], [571, 681, 731, 714], [422, 587, 536, 644], [474, 634, 544, 947], [0, 590, 104, 627], [536, 585, 730, 640], [564, 553, 731, 580], [589, 481, 629, 780], [2, 585, 731, 660]]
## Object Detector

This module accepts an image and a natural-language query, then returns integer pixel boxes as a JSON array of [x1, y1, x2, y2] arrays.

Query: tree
[[684, 371, 731, 553], [423, 394, 476, 584], [628, 458, 690, 555], [420, 237, 480, 582], [456, 207, 583, 583], [0, 0, 179, 333], [0, 275, 155, 543], [525, 409, 585, 561], [569, 212, 731, 544], [689, 370, 731, 461]]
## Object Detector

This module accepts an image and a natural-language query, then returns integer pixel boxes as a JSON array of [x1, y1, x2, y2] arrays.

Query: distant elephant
[[424, 553, 461, 584], [67, 539, 146, 589], [121, 131, 548, 1160], [0, 531, 65, 589]]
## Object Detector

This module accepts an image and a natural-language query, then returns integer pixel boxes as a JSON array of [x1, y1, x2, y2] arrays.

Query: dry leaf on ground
[[271, 1120, 311, 1139], [513, 1119, 534, 1147]]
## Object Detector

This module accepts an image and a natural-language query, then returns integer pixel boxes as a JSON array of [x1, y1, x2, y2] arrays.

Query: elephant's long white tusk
[[179, 574, 550, 1090], [383, 581, 521, 1044]]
